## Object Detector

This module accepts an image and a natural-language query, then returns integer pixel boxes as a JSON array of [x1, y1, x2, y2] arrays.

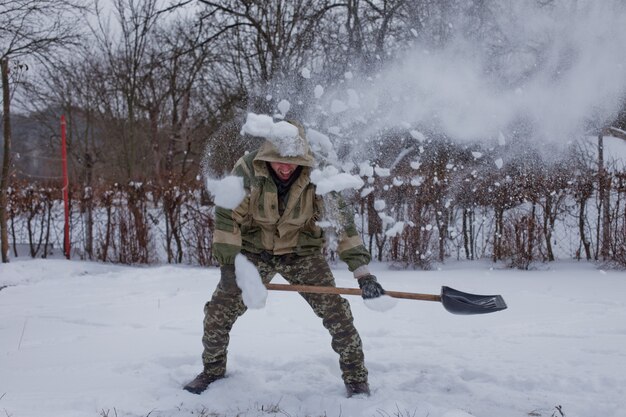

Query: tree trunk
[[43, 200, 53, 258], [436, 206, 447, 262], [84, 194, 94, 260], [462, 208, 470, 260], [493, 207, 504, 262], [544, 197, 555, 262], [527, 203, 536, 263], [598, 134, 611, 260], [469, 208, 475, 260], [578, 197, 592, 260], [149, 107, 161, 183], [10, 209, 17, 257], [1, 58, 11, 263], [83, 153, 94, 259]]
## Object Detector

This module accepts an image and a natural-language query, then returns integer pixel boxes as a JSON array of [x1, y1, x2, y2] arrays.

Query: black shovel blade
[[441, 286, 507, 315]]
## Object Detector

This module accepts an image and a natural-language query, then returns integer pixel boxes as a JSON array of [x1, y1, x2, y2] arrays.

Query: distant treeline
[[7, 135, 626, 269]]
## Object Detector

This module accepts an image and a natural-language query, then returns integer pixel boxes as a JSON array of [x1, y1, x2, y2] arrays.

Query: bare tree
[[1, 57, 10, 262], [88, 0, 163, 181], [141, 17, 220, 263], [1, 0, 84, 262], [599, 126, 626, 261], [200, 0, 335, 80], [195, 0, 341, 116]]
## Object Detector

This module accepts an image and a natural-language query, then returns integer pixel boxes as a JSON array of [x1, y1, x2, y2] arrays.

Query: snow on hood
[[242, 113, 315, 166]]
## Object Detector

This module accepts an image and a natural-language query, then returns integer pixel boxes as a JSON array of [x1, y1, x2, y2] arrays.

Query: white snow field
[[1, 259, 625, 417]]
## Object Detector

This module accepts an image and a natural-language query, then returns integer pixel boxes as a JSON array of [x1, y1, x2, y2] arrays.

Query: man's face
[[269, 161, 298, 181]]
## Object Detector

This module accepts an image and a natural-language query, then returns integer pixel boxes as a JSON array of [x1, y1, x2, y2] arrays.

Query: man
[[184, 120, 386, 397]]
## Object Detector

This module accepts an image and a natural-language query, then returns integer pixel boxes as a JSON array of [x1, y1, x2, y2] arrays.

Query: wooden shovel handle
[[265, 283, 441, 302]]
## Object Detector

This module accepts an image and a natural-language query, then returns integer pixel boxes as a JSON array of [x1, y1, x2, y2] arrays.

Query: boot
[[345, 381, 370, 397], [183, 372, 223, 394]]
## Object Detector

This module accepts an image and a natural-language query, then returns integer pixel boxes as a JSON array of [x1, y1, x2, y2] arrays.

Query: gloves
[[358, 274, 385, 299], [219, 264, 239, 293]]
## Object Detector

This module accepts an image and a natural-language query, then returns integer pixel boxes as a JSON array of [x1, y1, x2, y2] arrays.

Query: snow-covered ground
[[1, 259, 625, 417]]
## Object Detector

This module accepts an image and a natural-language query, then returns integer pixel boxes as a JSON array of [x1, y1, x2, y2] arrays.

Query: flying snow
[[310, 166, 364, 195], [277, 100, 291, 116], [346, 89, 360, 108], [385, 221, 406, 238], [374, 200, 386, 212], [358, 162, 374, 177], [307, 128, 338, 163], [409, 130, 426, 142], [374, 166, 391, 177], [205, 176, 246, 209], [363, 294, 397, 312], [330, 99, 348, 114], [360, 187, 374, 197], [314, 85, 324, 99], [306, 2, 626, 146], [235, 253, 267, 309], [498, 132, 506, 146]]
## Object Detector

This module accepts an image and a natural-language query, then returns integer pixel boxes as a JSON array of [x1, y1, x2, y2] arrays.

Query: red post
[[61, 115, 70, 259]]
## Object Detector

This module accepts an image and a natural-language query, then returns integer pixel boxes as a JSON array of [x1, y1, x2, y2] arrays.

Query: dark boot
[[345, 381, 370, 398], [183, 372, 223, 394]]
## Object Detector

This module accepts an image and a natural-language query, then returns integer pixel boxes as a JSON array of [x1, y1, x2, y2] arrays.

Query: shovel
[[265, 283, 507, 315]]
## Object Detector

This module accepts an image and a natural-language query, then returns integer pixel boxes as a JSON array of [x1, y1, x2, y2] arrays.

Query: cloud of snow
[[202, 2, 626, 259], [235, 254, 267, 309], [205, 176, 246, 209], [308, 1, 626, 147], [330, 99, 348, 114]]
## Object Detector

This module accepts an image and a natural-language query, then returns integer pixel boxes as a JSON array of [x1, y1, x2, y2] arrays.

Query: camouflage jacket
[[212, 140, 371, 271]]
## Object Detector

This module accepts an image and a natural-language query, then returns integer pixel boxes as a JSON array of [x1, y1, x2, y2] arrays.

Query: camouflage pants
[[201, 251, 368, 384]]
